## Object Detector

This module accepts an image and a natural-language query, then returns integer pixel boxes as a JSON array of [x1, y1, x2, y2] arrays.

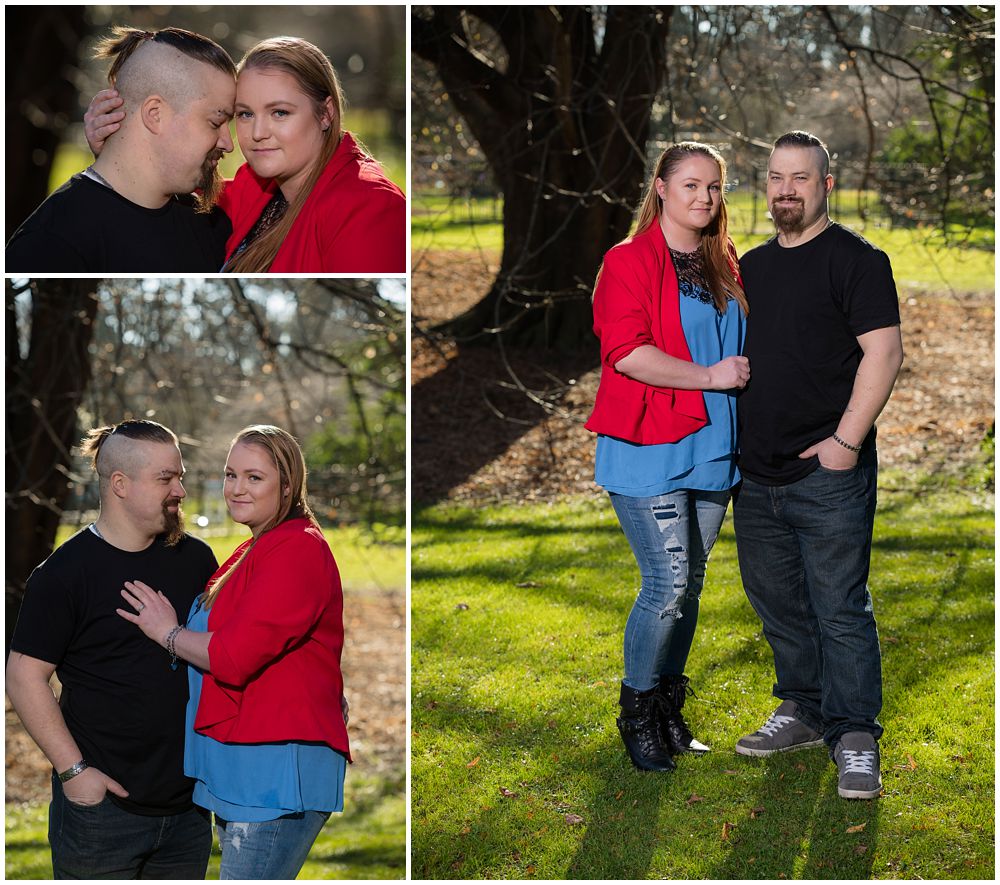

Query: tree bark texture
[[413, 7, 672, 353], [6, 281, 99, 651]]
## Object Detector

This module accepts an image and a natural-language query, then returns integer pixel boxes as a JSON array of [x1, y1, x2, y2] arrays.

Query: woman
[[584, 143, 749, 772], [87, 36, 405, 273], [116, 425, 350, 879]]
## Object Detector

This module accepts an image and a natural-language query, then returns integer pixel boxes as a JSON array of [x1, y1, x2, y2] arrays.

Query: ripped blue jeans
[[611, 489, 731, 691], [215, 811, 330, 879]]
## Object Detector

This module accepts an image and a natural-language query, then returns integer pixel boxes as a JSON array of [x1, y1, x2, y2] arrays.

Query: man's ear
[[140, 95, 167, 134], [110, 470, 129, 500]]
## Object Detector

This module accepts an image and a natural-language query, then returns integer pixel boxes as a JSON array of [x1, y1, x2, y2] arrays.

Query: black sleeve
[[5, 228, 89, 273], [9, 566, 77, 666], [841, 247, 901, 337]]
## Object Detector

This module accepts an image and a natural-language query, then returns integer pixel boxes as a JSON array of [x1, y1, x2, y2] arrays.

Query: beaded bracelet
[[832, 432, 862, 454], [164, 625, 185, 670]]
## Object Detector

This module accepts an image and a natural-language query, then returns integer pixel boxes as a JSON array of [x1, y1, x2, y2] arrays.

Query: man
[[6, 420, 219, 878], [733, 131, 903, 800], [5, 27, 235, 272]]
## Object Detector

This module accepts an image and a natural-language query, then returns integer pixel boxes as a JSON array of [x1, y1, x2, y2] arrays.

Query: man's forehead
[[190, 69, 236, 113], [769, 146, 824, 174], [134, 440, 183, 469]]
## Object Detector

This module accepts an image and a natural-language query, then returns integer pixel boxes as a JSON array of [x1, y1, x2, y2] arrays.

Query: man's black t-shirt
[[10, 529, 218, 815], [737, 223, 901, 485], [5, 174, 231, 272]]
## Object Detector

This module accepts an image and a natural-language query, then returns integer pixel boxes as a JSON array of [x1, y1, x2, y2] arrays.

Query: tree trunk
[[413, 7, 672, 354], [5, 7, 90, 242], [6, 281, 99, 651]]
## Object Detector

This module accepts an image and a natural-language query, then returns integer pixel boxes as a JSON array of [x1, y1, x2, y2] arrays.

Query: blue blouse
[[184, 601, 346, 822], [594, 275, 745, 496]]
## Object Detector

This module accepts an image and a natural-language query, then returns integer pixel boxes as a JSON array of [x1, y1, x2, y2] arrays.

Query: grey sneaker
[[735, 699, 825, 757], [833, 731, 882, 799]]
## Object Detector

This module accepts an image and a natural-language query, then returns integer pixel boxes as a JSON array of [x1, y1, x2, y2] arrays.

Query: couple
[[7, 421, 349, 879], [587, 131, 904, 799], [5, 25, 405, 273]]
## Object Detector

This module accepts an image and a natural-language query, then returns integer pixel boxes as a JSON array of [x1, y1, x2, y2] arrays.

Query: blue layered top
[[595, 266, 745, 496], [184, 601, 346, 822]]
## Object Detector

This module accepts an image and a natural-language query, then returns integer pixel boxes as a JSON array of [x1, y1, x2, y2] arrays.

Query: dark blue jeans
[[611, 489, 731, 692], [733, 452, 883, 745], [49, 774, 212, 879]]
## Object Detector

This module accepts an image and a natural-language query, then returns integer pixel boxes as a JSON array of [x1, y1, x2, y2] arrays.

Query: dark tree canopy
[[414, 7, 672, 352], [414, 5, 995, 354]]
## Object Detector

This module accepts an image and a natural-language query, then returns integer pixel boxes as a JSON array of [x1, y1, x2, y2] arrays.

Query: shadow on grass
[[564, 762, 674, 880], [707, 752, 879, 879], [4, 841, 52, 879], [412, 492, 992, 878], [309, 844, 405, 869], [411, 346, 596, 503]]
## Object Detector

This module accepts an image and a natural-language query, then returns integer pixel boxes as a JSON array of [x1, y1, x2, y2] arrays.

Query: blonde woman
[[87, 34, 405, 273], [585, 143, 749, 772], [118, 425, 349, 878]]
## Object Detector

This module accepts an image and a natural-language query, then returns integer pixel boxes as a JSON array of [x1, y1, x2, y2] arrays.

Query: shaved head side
[[113, 42, 219, 111], [81, 419, 180, 490], [94, 26, 235, 113], [93, 435, 156, 487]]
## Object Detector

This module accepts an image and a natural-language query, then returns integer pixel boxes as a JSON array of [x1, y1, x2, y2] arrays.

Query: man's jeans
[[49, 774, 212, 879], [611, 489, 731, 691], [733, 451, 883, 746], [216, 811, 330, 879]]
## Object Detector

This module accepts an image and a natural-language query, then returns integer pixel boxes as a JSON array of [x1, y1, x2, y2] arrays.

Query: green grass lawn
[[411, 484, 994, 879], [6, 522, 406, 880], [412, 191, 995, 293]]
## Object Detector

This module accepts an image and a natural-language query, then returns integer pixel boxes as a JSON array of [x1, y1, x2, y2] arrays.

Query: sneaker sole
[[735, 737, 826, 758], [838, 784, 882, 799]]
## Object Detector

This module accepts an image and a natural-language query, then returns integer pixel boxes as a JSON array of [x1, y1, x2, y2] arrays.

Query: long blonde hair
[[201, 425, 317, 609], [224, 37, 346, 273], [632, 142, 747, 315]]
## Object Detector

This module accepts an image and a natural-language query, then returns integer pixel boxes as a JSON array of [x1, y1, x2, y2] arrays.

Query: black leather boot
[[656, 675, 710, 754], [617, 682, 676, 772]]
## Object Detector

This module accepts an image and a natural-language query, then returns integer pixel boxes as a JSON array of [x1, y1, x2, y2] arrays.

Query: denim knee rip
[[645, 502, 691, 620]]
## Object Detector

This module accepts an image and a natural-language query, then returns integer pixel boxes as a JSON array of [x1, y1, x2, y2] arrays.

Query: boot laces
[[758, 713, 795, 737], [840, 748, 876, 775]]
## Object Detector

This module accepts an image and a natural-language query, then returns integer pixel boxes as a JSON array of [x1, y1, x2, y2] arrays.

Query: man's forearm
[[837, 327, 904, 447], [6, 657, 84, 772]]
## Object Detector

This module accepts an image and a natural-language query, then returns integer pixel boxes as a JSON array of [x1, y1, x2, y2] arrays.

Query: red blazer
[[219, 131, 406, 273], [585, 224, 738, 445], [195, 518, 351, 761]]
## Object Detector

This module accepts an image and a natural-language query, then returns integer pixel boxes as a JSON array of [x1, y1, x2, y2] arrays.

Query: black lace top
[[222, 191, 289, 270], [669, 246, 714, 306]]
